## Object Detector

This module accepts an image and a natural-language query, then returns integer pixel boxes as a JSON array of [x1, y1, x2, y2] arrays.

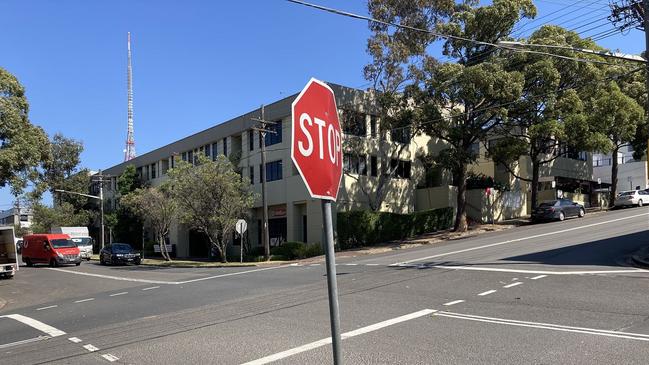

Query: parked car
[[99, 243, 141, 265], [21, 234, 81, 267], [532, 199, 585, 222], [613, 190, 647, 208]]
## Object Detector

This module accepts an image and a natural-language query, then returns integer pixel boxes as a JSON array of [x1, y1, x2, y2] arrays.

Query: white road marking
[[240, 309, 436, 365], [391, 212, 649, 266], [83, 344, 99, 352], [0, 336, 49, 349], [478, 290, 497, 296], [47, 265, 288, 285], [0, 314, 66, 337], [366, 263, 379, 266], [309, 264, 321, 266], [68, 337, 82, 343], [102, 354, 119, 362], [531, 274, 548, 280], [142, 286, 160, 291], [503, 282, 523, 288], [420, 265, 647, 275], [74, 298, 95, 303], [345, 263, 358, 266], [443, 300, 465, 306], [36, 305, 58, 311], [436, 311, 649, 342], [110, 292, 128, 297]]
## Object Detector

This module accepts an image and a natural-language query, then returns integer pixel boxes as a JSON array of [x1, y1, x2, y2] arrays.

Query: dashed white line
[[443, 300, 465, 306], [68, 337, 82, 343], [531, 274, 548, 280], [142, 286, 160, 291], [83, 344, 99, 352], [241, 309, 436, 365], [478, 290, 497, 296], [503, 282, 523, 288], [74, 298, 95, 303], [309, 264, 321, 266], [109, 292, 128, 297], [36, 305, 58, 311], [366, 263, 379, 266], [102, 354, 119, 362], [345, 263, 358, 266]]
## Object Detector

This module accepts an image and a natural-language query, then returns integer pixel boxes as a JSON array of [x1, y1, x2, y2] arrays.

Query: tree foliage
[[0, 67, 50, 196], [167, 155, 255, 262], [30, 202, 92, 234]]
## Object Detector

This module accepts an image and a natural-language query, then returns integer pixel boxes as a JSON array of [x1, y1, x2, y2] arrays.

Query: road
[[1, 206, 648, 364]]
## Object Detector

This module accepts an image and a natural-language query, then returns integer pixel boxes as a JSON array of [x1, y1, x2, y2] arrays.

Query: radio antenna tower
[[124, 32, 136, 161]]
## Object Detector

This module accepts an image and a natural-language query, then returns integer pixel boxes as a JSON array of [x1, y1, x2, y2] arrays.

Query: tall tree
[[0, 67, 50, 196], [168, 155, 255, 262], [111, 164, 144, 246], [366, 0, 535, 231]]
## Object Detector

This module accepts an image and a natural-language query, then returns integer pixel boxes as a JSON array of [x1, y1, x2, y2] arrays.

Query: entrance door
[[268, 218, 287, 246]]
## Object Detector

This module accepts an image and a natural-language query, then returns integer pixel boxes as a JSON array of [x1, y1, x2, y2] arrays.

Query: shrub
[[337, 207, 454, 250], [270, 241, 323, 260]]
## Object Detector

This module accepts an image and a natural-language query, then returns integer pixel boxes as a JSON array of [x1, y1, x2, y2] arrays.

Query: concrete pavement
[[1, 206, 648, 364]]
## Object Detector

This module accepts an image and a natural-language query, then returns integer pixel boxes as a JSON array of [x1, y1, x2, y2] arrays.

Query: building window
[[171, 155, 175, 169], [223, 138, 228, 156], [265, 121, 282, 146], [151, 163, 157, 179], [249, 166, 255, 184], [212, 142, 218, 160], [370, 115, 378, 138], [342, 110, 366, 137], [20, 215, 29, 222], [343, 153, 367, 175], [188, 150, 194, 165], [249, 130, 254, 151], [391, 126, 411, 144], [204, 144, 211, 157], [390, 159, 411, 179], [370, 155, 378, 177], [266, 160, 283, 182], [181, 152, 187, 162]]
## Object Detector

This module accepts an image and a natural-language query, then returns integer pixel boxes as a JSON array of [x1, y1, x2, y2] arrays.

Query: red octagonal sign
[[291, 78, 343, 201]]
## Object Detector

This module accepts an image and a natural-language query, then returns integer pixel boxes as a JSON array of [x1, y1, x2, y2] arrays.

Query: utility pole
[[644, 0, 649, 181], [251, 105, 276, 261]]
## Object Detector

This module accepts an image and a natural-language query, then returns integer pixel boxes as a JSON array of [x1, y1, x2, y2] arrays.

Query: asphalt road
[[1, 206, 648, 364]]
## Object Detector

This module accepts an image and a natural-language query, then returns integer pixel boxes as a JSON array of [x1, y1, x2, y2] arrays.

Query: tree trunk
[[159, 233, 171, 261], [609, 146, 620, 208], [531, 158, 540, 210], [454, 164, 468, 232]]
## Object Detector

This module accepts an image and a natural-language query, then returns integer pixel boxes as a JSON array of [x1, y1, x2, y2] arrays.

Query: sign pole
[[321, 199, 342, 365]]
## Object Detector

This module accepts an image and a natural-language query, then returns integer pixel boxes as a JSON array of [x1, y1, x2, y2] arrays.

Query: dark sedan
[[99, 243, 141, 265], [531, 199, 585, 222]]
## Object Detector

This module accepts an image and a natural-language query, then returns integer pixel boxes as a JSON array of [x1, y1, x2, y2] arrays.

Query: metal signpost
[[235, 219, 248, 263], [291, 78, 344, 364]]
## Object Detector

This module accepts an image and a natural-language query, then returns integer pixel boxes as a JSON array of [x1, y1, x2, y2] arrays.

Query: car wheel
[[49, 259, 58, 268], [639, 200, 643, 207], [24, 258, 33, 267], [558, 211, 565, 221], [578, 208, 585, 217], [99, 256, 105, 265]]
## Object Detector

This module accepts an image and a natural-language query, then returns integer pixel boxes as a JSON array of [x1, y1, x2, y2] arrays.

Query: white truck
[[0, 226, 18, 279], [51, 227, 94, 260]]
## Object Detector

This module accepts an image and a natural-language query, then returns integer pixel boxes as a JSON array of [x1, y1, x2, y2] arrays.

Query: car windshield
[[71, 237, 92, 246], [50, 239, 77, 248], [619, 191, 635, 196], [539, 201, 557, 207], [112, 244, 133, 253]]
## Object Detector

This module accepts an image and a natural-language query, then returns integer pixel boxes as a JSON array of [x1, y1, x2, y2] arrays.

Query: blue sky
[[1, 0, 644, 207]]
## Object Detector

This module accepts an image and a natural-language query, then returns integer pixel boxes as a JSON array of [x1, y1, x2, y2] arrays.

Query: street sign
[[291, 78, 343, 201], [235, 219, 247, 235], [291, 78, 343, 364]]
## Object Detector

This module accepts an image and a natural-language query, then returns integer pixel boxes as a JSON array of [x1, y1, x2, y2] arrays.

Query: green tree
[[167, 155, 255, 262], [121, 184, 176, 261], [111, 164, 143, 246], [0, 67, 50, 196], [30, 202, 92, 234], [366, 0, 535, 231]]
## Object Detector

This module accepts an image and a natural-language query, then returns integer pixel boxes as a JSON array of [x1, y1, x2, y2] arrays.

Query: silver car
[[614, 190, 647, 208]]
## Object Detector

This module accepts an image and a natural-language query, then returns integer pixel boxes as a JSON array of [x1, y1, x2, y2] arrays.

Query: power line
[[513, 0, 605, 36]]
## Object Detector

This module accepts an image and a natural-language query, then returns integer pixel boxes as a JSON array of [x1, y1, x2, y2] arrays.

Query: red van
[[22, 234, 81, 267]]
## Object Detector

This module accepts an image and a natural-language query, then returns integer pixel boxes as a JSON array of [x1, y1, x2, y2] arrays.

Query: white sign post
[[236, 219, 247, 263]]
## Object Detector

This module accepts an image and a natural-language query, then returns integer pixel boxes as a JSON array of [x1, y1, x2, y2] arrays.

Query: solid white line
[[393, 212, 649, 265], [109, 292, 128, 297], [36, 305, 58, 311], [0, 314, 66, 337], [427, 265, 646, 275], [102, 354, 119, 362], [503, 282, 523, 288], [435, 311, 649, 342], [345, 263, 358, 266], [74, 298, 95, 303], [309, 264, 321, 266], [176, 266, 288, 284], [240, 309, 436, 365], [366, 263, 379, 266], [443, 300, 465, 306], [142, 286, 160, 291], [68, 337, 82, 343], [530, 275, 548, 280], [478, 290, 497, 296], [0, 336, 49, 349], [83, 344, 99, 352]]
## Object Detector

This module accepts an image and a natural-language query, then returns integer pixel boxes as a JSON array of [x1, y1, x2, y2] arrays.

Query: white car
[[614, 190, 647, 208]]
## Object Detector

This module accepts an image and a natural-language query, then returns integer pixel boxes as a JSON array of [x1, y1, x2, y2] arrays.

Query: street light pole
[[54, 187, 105, 248], [644, 0, 649, 185]]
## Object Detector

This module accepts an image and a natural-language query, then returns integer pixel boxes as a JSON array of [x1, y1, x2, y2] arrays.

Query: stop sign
[[291, 78, 343, 201]]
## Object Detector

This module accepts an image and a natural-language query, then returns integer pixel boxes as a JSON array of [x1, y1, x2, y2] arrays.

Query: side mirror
[[43, 243, 50, 251]]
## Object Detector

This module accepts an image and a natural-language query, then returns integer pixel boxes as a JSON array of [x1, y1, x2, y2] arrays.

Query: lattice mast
[[124, 32, 136, 161]]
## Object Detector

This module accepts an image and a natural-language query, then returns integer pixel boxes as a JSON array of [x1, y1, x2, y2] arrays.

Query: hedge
[[270, 242, 324, 260], [337, 207, 454, 250]]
